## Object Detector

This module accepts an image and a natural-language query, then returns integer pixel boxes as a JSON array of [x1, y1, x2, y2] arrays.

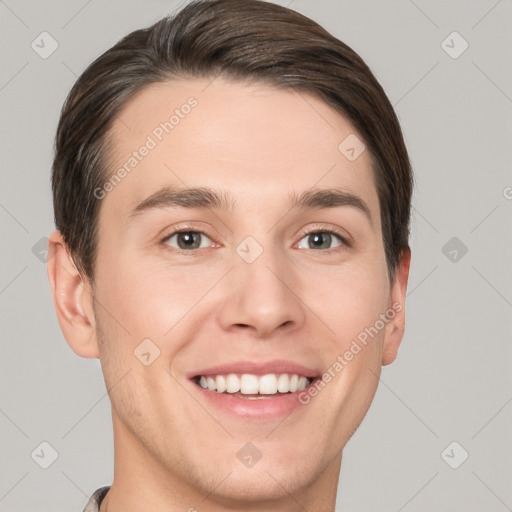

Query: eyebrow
[[127, 185, 373, 225]]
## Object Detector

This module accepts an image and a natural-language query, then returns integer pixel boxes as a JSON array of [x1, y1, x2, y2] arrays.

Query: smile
[[194, 373, 311, 397], [188, 360, 320, 417]]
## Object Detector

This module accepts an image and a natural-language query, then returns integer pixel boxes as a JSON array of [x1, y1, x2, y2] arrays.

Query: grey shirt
[[83, 486, 110, 512]]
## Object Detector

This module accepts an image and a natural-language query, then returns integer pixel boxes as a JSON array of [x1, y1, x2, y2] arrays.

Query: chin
[[185, 447, 322, 506], [206, 466, 314, 505]]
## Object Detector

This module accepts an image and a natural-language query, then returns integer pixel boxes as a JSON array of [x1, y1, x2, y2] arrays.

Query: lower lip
[[190, 380, 313, 419]]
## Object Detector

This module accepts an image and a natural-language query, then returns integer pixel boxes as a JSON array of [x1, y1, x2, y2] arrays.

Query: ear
[[46, 230, 100, 358], [382, 246, 411, 366]]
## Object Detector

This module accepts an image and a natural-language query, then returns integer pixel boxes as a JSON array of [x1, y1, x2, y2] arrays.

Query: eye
[[159, 227, 349, 255], [296, 230, 346, 251], [162, 230, 213, 251]]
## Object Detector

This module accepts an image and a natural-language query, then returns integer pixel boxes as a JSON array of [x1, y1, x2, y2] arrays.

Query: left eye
[[164, 231, 213, 250], [296, 231, 344, 250]]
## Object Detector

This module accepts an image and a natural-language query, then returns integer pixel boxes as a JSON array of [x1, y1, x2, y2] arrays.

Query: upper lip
[[187, 359, 321, 379]]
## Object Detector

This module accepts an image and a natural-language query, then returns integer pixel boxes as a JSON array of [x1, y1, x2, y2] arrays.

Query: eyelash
[[159, 225, 350, 256]]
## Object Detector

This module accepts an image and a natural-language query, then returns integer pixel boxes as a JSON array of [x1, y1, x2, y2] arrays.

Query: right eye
[[161, 230, 214, 252]]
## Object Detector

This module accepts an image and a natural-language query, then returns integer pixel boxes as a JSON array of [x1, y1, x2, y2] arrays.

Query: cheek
[[302, 263, 390, 347], [96, 250, 202, 337]]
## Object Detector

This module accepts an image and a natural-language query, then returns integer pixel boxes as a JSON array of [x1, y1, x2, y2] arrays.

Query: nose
[[216, 242, 306, 338]]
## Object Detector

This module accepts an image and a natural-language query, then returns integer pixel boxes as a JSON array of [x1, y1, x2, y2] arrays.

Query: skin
[[47, 77, 410, 512]]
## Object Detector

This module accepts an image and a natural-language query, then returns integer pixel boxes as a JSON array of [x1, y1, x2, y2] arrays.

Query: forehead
[[102, 77, 380, 225]]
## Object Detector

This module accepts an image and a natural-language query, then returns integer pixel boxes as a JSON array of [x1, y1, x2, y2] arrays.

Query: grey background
[[1, 0, 511, 510]]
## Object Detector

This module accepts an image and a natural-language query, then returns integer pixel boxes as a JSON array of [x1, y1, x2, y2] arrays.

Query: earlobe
[[382, 247, 411, 366], [46, 230, 100, 359]]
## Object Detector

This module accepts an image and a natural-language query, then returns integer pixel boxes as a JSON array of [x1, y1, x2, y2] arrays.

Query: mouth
[[192, 372, 313, 399], [187, 360, 320, 418]]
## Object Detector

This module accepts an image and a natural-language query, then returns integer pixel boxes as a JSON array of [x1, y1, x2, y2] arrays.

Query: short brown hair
[[52, 0, 413, 285]]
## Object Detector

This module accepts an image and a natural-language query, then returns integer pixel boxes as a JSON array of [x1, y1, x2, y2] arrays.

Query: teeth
[[206, 377, 217, 391], [226, 373, 241, 393], [196, 373, 311, 395], [241, 374, 259, 394], [259, 374, 277, 394], [216, 375, 227, 393], [277, 373, 289, 393], [289, 374, 299, 392]]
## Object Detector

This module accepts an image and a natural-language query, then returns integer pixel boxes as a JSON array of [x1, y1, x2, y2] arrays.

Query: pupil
[[310, 233, 330, 249], [178, 232, 200, 249]]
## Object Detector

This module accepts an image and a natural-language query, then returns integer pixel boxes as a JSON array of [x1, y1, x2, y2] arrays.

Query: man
[[47, 0, 412, 510]]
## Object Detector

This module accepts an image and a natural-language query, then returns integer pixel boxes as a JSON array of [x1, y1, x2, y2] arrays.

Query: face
[[52, 77, 409, 507]]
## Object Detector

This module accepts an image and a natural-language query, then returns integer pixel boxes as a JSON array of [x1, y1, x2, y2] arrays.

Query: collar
[[83, 486, 110, 512]]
